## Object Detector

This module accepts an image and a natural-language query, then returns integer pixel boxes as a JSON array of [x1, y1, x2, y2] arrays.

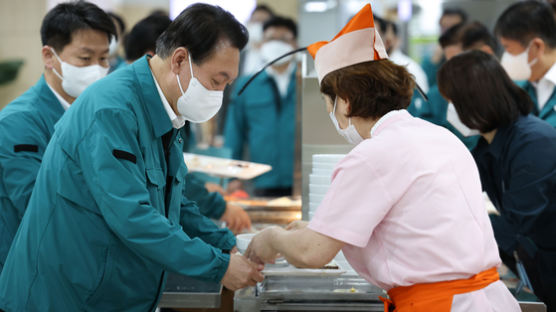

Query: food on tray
[[322, 260, 339, 270]]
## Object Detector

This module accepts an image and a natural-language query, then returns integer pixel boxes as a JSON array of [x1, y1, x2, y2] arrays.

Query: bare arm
[[245, 226, 344, 268]]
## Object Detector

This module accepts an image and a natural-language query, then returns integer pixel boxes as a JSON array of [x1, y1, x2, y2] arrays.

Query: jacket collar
[[132, 55, 172, 138], [475, 119, 515, 160], [36, 75, 65, 117]]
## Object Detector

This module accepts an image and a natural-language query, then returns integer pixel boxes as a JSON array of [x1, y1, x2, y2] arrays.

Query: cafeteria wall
[[0, 0, 45, 110], [257, 0, 298, 20], [0, 0, 165, 109]]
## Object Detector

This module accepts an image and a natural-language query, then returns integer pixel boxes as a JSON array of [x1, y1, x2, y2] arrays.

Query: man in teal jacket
[[124, 13, 251, 233], [0, 1, 116, 271], [495, 1, 556, 128], [0, 4, 263, 311], [225, 17, 298, 197]]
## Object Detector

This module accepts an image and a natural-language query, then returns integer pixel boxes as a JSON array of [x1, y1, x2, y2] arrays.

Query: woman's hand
[[285, 220, 308, 231], [245, 227, 281, 265]]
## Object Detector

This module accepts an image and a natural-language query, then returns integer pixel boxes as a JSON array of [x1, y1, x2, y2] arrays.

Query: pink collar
[[370, 110, 410, 137]]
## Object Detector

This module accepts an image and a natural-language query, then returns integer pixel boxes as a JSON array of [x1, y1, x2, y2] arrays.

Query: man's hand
[[205, 182, 225, 195], [285, 220, 308, 231], [221, 253, 264, 290], [226, 179, 243, 194], [221, 204, 251, 234], [245, 227, 281, 265]]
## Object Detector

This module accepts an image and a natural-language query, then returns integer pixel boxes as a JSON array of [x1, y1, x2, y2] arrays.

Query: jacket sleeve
[[0, 113, 47, 220], [184, 173, 226, 219], [498, 133, 556, 255], [224, 86, 246, 160], [78, 108, 229, 282], [179, 186, 236, 252]]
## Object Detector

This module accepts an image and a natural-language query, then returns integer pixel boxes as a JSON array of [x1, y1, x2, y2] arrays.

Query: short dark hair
[[321, 60, 415, 120], [149, 9, 169, 17], [374, 16, 398, 37], [263, 16, 298, 39], [373, 15, 387, 34], [41, 1, 116, 53], [125, 14, 171, 61], [390, 22, 398, 37], [459, 22, 499, 54], [439, 22, 465, 48], [437, 50, 533, 132], [156, 3, 248, 63], [495, 0, 556, 48], [441, 8, 468, 23], [253, 4, 274, 17], [108, 12, 126, 36]]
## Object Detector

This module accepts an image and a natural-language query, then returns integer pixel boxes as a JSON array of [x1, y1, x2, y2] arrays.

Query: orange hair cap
[[307, 3, 388, 83]]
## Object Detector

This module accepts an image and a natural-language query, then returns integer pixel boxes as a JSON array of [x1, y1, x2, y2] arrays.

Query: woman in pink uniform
[[245, 4, 520, 311]]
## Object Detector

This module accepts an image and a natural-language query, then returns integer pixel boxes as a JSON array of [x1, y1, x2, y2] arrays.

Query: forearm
[[269, 227, 338, 268]]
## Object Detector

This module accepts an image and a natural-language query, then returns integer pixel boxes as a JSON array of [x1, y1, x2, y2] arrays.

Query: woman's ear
[[337, 97, 351, 115]]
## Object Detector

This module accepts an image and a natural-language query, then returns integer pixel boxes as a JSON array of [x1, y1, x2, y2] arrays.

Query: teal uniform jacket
[[0, 76, 64, 271], [179, 126, 226, 219], [417, 85, 479, 150], [184, 173, 226, 219], [224, 69, 296, 189], [0, 56, 234, 312], [517, 80, 556, 128]]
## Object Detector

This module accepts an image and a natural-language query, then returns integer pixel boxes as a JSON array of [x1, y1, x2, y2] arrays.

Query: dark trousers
[[518, 246, 556, 311], [501, 247, 556, 311]]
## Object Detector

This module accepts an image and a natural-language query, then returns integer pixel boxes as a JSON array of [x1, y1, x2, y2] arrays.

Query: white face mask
[[176, 54, 223, 123], [260, 40, 294, 65], [108, 35, 119, 57], [446, 102, 480, 137], [329, 97, 364, 145], [51, 48, 109, 98], [246, 22, 263, 46], [500, 42, 538, 81]]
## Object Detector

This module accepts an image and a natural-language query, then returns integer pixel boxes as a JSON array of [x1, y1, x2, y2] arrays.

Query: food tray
[[183, 153, 272, 180]]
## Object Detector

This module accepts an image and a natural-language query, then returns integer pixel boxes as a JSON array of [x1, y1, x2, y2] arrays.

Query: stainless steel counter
[[235, 274, 385, 311], [519, 302, 547, 312], [158, 273, 222, 309], [235, 252, 386, 312]]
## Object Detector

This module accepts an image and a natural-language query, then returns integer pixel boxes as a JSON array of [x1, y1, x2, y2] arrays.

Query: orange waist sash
[[379, 267, 499, 312]]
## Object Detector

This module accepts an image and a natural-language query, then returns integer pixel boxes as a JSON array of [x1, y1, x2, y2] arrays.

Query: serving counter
[[157, 197, 546, 312], [234, 252, 385, 312]]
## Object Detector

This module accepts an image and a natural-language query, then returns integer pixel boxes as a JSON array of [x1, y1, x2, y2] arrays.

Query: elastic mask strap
[[333, 97, 352, 127], [50, 48, 64, 81], [176, 74, 185, 95], [188, 53, 194, 78]]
